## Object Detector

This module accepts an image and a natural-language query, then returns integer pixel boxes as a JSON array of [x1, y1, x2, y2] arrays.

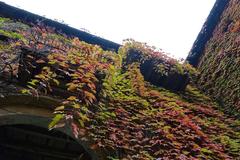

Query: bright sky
[[1, 0, 215, 58]]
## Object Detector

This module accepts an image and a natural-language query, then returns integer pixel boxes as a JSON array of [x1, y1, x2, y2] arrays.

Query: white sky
[[1, 0, 215, 58]]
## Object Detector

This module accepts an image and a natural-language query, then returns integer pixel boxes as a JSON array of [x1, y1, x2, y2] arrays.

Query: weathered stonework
[[0, 81, 99, 159]]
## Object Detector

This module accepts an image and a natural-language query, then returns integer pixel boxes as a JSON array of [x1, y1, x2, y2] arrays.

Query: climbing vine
[[0, 16, 240, 159], [197, 0, 240, 115]]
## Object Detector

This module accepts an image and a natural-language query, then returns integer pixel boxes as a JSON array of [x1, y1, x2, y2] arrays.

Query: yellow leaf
[[78, 119, 85, 127], [42, 66, 50, 71], [84, 91, 96, 101], [67, 96, 77, 101], [35, 74, 45, 79], [53, 79, 60, 85], [55, 105, 64, 111], [48, 60, 56, 65], [48, 114, 64, 130], [67, 83, 77, 91], [21, 89, 30, 94], [73, 104, 80, 109]]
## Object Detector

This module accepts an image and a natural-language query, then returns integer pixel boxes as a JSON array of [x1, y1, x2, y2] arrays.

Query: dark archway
[[0, 95, 100, 160], [0, 124, 91, 160]]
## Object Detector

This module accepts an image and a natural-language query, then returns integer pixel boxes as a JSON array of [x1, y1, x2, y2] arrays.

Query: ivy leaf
[[200, 148, 213, 154], [28, 79, 39, 86], [71, 122, 80, 138], [78, 119, 85, 127], [36, 59, 46, 64], [67, 83, 77, 91], [21, 89, 30, 94], [48, 114, 64, 130], [73, 103, 80, 109], [67, 96, 77, 101], [90, 144, 98, 150], [53, 79, 60, 85], [55, 105, 65, 111]]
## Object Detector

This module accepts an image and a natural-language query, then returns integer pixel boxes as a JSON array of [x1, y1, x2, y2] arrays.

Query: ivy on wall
[[0, 16, 240, 159], [197, 0, 240, 116]]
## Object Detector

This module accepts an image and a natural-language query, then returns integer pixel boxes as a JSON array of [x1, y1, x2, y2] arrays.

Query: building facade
[[187, 0, 240, 114]]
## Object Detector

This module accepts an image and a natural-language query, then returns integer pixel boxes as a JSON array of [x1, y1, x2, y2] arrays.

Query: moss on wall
[[197, 0, 240, 116]]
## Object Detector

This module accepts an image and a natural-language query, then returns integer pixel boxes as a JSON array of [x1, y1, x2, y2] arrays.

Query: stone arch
[[0, 94, 99, 160]]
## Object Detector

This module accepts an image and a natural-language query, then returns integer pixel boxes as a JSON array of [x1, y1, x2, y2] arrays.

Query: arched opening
[[0, 124, 92, 160], [0, 95, 99, 160]]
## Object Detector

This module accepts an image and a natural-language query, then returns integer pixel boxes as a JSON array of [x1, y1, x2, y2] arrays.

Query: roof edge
[[186, 0, 229, 66], [0, 1, 120, 52]]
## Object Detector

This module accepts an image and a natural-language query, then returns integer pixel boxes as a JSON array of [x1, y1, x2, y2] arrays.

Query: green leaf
[[200, 148, 213, 154], [21, 89, 30, 94], [49, 114, 64, 130], [28, 79, 39, 86]]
